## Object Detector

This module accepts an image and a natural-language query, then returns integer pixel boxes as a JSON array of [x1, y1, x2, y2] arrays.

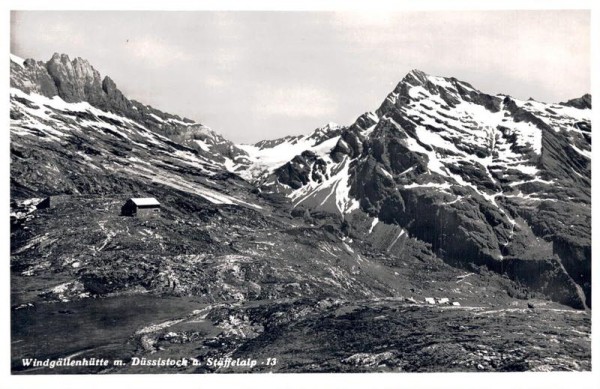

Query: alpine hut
[[37, 194, 70, 209], [121, 197, 161, 217]]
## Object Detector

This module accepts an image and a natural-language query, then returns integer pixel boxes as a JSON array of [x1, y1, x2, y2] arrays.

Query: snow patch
[[10, 53, 25, 68], [368, 218, 379, 234]]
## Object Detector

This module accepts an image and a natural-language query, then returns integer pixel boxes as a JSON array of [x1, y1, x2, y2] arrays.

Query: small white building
[[121, 197, 161, 217]]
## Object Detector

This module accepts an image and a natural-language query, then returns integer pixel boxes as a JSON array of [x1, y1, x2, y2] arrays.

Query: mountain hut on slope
[[36, 194, 70, 209], [121, 197, 161, 217]]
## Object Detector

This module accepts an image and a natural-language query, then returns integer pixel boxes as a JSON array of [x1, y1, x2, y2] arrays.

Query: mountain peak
[[11, 52, 194, 131], [400, 68, 431, 87], [560, 94, 591, 109], [321, 122, 340, 131], [400, 68, 465, 91], [407, 68, 429, 78], [375, 67, 502, 117], [306, 121, 342, 141], [377, 69, 464, 114], [50, 52, 71, 63]]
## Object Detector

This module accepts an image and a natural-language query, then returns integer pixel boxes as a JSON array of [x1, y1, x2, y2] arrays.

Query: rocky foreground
[[11, 195, 591, 373], [12, 295, 590, 374]]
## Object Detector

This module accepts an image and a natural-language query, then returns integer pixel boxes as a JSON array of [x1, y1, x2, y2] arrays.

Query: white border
[[1, 1, 597, 388], [2, 0, 597, 11]]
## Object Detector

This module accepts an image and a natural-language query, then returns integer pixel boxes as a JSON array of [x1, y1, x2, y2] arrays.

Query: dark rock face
[[331, 129, 365, 162], [11, 59, 59, 97], [101, 76, 131, 112], [275, 151, 328, 189], [560, 94, 592, 109], [552, 236, 591, 307], [46, 53, 104, 103], [500, 256, 586, 309]]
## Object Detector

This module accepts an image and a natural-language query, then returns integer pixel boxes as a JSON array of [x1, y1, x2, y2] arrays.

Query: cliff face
[[46, 53, 105, 103], [11, 57, 59, 97]]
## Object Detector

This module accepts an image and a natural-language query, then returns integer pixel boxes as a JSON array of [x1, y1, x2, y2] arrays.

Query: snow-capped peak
[[324, 121, 340, 130], [307, 122, 341, 141]]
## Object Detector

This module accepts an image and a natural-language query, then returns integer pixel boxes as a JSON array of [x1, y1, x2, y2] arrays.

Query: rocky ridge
[[10, 53, 249, 169]]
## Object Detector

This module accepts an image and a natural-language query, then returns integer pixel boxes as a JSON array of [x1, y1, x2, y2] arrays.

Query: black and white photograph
[[3, 1, 597, 387]]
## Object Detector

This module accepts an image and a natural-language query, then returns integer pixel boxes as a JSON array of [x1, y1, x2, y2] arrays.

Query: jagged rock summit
[[13, 53, 129, 112], [11, 52, 249, 166]]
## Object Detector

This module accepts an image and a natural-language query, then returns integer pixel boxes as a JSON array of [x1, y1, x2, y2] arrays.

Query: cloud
[[24, 21, 85, 47], [127, 38, 191, 68], [211, 47, 243, 70], [252, 84, 338, 119], [202, 74, 228, 87]]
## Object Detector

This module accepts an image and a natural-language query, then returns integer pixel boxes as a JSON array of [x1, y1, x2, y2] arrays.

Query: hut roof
[[130, 198, 160, 206]]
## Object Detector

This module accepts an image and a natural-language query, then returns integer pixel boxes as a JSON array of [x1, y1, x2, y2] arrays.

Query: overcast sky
[[11, 11, 590, 143]]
